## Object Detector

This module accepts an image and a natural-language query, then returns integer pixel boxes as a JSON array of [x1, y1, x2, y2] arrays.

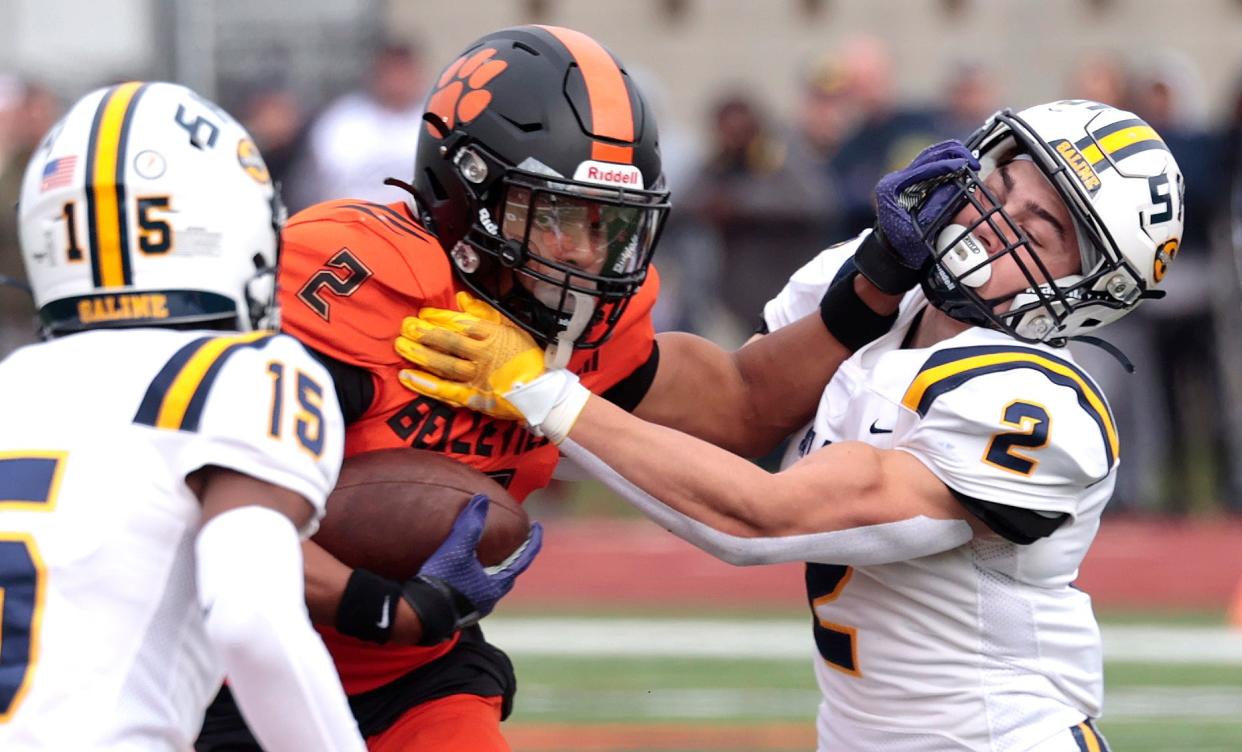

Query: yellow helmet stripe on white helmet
[[84, 81, 149, 288], [1073, 119, 1168, 171]]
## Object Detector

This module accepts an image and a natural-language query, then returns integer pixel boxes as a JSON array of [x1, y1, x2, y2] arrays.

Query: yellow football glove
[[395, 292, 548, 421]]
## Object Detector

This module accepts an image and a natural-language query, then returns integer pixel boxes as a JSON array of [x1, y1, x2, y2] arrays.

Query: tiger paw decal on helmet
[[424, 48, 508, 137]]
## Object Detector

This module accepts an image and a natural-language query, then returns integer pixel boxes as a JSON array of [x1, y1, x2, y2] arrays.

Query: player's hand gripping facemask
[[853, 140, 980, 295]]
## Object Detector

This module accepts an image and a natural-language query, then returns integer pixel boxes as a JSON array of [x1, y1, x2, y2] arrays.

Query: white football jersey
[[0, 328, 344, 751], [764, 234, 1116, 752]]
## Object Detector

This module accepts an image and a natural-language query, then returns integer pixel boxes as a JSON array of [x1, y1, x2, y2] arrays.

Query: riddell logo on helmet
[[574, 161, 644, 189], [1053, 140, 1101, 195]]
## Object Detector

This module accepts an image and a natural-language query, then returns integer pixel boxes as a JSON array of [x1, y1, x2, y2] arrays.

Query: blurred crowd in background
[[2, 31, 1242, 515]]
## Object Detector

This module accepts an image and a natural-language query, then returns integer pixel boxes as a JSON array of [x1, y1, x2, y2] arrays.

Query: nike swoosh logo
[[869, 420, 893, 435], [377, 596, 391, 629]]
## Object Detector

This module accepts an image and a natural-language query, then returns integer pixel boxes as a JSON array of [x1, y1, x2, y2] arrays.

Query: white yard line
[[485, 617, 1242, 664], [514, 685, 1242, 722]]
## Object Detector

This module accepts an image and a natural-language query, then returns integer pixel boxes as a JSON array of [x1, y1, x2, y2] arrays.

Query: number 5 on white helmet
[[18, 80, 283, 338]]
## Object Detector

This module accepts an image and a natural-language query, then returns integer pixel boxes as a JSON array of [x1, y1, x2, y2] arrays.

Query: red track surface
[[507, 515, 1242, 611]]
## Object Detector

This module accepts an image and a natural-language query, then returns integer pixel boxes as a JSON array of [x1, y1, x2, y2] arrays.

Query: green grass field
[[491, 610, 1242, 752]]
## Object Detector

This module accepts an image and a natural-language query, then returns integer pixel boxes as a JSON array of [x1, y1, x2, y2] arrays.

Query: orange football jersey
[[278, 199, 658, 693]]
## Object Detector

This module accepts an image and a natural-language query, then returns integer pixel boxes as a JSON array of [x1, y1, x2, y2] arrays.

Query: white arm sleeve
[[196, 506, 365, 752], [560, 438, 971, 566]]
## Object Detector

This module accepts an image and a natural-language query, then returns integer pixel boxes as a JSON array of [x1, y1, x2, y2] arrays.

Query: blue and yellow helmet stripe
[[902, 346, 1118, 468], [1073, 117, 1169, 174], [134, 331, 276, 432], [84, 81, 150, 288]]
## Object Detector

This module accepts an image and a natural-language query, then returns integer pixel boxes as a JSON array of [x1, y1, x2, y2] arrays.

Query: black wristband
[[818, 270, 900, 351], [851, 229, 923, 295], [401, 575, 472, 646], [336, 568, 401, 644]]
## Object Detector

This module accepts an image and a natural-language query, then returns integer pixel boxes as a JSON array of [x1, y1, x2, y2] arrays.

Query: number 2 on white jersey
[[0, 454, 64, 722], [983, 400, 1050, 476], [806, 563, 861, 677]]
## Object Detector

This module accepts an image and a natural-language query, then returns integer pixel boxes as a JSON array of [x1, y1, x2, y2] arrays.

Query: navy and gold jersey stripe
[[84, 81, 149, 288], [1071, 719, 1110, 751], [901, 345, 1118, 468], [1072, 117, 1168, 175], [134, 331, 276, 431]]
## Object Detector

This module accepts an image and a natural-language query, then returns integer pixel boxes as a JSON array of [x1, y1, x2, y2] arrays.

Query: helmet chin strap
[[544, 291, 595, 370]]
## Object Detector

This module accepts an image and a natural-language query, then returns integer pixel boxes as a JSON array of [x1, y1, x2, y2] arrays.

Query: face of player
[[949, 158, 1082, 307], [500, 186, 646, 308]]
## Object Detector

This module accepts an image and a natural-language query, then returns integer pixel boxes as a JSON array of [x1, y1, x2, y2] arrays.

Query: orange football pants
[[366, 693, 508, 751]]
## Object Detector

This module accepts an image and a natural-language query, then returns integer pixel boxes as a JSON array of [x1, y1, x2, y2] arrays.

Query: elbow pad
[[197, 506, 365, 751], [560, 439, 972, 566]]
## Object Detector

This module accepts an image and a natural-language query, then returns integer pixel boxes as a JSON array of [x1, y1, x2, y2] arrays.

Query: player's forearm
[[303, 540, 427, 645], [641, 316, 843, 456], [557, 429, 976, 567], [635, 332, 758, 454], [302, 540, 351, 626], [573, 396, 785, 536], [731, 314, 851, 447]]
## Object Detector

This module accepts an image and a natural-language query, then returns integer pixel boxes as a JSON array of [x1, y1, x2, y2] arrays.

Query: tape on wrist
[[335, 568, 401, 644], [851, 229, 922, 295], [400, 575, 462, 646], [508, 371, 591, 445], [818, 269, 900, 351], [539, 380, 591, 445]]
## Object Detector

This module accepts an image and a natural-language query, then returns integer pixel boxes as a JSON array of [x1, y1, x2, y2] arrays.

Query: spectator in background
[[622, 65, 715, 337], [1068, 52, 1228, 513], [238, 83, 308, 190], [1068, 55, 1131, 110], [1061, 55, 1155, 510], [682, 92, 833, 340], [1127, 52, 1226, 513], [789, 53, 853, 200], [0, 78, 59, 355], [932, 61, 998, 140], [287, 41, 426, 210], [829, 35, 940, 236], [0, 75, 21, 178], [1214, 77, 1242, 510]]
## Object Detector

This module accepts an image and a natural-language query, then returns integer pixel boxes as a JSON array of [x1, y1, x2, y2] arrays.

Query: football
[[312, 448, 530, 581]]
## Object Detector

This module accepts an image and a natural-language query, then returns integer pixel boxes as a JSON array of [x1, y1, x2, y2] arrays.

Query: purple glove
[[855, 140, 981, 294], [401, 495, 543, 644]]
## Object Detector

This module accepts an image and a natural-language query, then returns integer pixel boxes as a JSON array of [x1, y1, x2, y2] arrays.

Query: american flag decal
[[41, 155, 78, 192]]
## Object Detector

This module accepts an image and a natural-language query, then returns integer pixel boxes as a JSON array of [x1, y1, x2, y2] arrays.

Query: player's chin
[[523, 277, 591, 311]]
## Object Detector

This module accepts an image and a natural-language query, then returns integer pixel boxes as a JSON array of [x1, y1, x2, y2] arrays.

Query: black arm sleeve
[[307, 349, 375, 426], [600, 341, 660, 413], [949, 489, 1069, 545]]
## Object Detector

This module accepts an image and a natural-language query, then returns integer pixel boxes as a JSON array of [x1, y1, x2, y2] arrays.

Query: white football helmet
[[18, 81, 282, 337], [919, 100, 1184, 344]]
